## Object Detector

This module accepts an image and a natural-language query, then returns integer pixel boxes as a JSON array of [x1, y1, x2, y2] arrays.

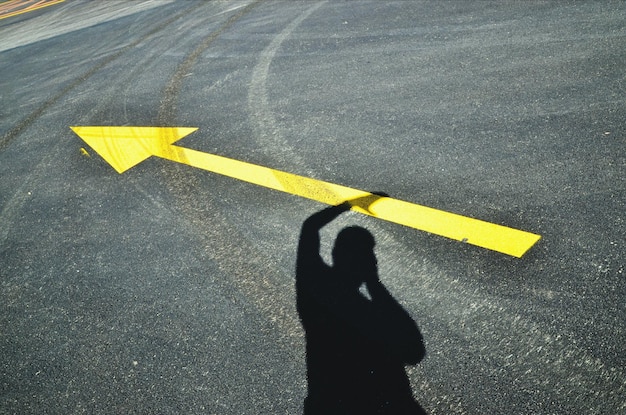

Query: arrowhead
[[70, 126, 198, 173]]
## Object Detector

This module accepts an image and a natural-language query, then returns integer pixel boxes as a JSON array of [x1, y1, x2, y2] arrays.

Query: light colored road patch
[[0, 0, 175, 52]]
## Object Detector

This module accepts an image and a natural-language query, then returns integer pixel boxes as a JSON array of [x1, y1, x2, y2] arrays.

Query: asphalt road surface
[[1, 1, 624, 414]]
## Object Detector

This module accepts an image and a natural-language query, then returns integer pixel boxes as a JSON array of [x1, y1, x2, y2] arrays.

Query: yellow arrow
[[70, 126, 541, 257]]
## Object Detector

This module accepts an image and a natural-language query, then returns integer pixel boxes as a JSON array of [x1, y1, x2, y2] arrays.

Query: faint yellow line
[[0, 1, 25, 13], [0, 0, 64, 20]]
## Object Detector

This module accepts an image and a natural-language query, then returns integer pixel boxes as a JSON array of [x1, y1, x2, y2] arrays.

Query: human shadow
[[296, 196, 427, 414]]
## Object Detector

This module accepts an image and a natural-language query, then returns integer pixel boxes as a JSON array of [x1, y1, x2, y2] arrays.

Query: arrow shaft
[[153, 143, 540, 257]]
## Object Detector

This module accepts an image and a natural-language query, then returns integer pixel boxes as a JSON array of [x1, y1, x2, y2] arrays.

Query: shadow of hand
[[344, 192, 389, 214]]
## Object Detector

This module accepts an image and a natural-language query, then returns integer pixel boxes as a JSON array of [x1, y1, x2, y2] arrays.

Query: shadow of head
[[332, 226, 377, 289]]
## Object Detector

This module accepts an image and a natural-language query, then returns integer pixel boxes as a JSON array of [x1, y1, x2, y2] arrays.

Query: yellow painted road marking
[[0, 0, 65, 20], [70, 126, 541, 257]]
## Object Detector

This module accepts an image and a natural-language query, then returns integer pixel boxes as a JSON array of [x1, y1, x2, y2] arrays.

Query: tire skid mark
[[157, 1, 262, 125], [247, 1, 326, 171]]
